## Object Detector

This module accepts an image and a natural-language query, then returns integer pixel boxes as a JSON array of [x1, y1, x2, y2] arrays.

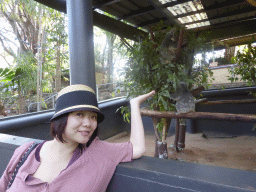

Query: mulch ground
[[106, 132, 256, 171]]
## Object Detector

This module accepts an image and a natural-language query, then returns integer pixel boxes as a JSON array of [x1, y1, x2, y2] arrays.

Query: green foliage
[[116, 106, 130, 123], [46, 13, 67, 45], [15, 51, 37, 93], [156, 119, 164, 134], [123, 24, 211, 112], [119, 23, 212, 139], [0, 68, 16, 96], [192, 66, 214, 90], [0, 51, 37, 95], [0, 0, 70, 115], [228, 44, 256, 86], [209, 57, 230, 66], [0, 68, 15, 82]]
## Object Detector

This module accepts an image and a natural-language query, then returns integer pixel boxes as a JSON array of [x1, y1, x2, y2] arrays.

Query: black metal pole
[[66, 0, 96, 92]]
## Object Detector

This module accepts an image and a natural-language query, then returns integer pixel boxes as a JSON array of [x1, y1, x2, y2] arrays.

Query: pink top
[[0, 138, 133, 192]]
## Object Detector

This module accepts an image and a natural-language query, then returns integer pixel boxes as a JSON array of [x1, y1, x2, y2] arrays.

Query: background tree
[[119, 23, 213, 158], [45, 11, 68, 92], [0, 0, 68, 114], [229, 43, 256, 86]]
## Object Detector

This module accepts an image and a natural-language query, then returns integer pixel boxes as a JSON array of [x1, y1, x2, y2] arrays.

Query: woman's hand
[[130, 91, 156, 159], [130, 90, 156, 106]]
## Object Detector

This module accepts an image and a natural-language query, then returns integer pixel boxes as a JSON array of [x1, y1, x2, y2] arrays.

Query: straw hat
[[50, 84, 104, 123]]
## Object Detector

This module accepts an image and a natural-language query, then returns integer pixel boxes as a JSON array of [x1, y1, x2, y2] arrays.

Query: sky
[[0, 17, 18, 69], [0, 52, 11, 68]]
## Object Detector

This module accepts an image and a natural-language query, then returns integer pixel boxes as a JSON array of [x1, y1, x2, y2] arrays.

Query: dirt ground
[[105, 132, 256, 172]]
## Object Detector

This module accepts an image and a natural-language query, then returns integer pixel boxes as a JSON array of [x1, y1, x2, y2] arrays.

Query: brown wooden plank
[[140, 109, 256, 123], [201, 99, 256, 105]]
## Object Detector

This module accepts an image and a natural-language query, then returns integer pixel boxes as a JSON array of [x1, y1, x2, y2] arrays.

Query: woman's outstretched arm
[[130, 90, 156, 159]]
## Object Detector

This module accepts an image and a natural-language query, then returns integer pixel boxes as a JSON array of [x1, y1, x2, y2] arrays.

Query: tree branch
[[150, 30, 158, 49], [119, 36, 133, 51], [0, 53, 12, 67], [0, 35, 17, 58], [174, 28, 185, 62], [2, 10, 28, 52]]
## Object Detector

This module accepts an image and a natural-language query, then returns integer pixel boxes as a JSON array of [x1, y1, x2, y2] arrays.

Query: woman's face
[[63, 110, 98, 145]]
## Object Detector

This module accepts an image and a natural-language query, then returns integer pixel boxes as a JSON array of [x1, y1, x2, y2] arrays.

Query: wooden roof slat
[[118, 5, 155, 20], [141, 12, 157, 21], [119, 0, 140, 11], [182, 10, 256, 27], [206, 3, 255, 20], [119, 0, 193, 20], [147, 0, 180, 26], [106, 2, 131, 15], [129, 0, 150, 8], [194, 19, 256, 43], [161, 0, 192, 9], [93, 0, 122, 9], [168, 2, 249, 20], [33, 0, 256, 46], [201, 0, 245, 11], [136, 17, 167, 28]]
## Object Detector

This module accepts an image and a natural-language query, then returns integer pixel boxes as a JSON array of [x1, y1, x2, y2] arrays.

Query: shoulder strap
[[6, 141, 42, 190]]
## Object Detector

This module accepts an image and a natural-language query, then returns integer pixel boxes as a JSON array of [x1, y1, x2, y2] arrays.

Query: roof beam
[[33, 0, 147, 41], [214, 33, 256, 49], [147, 0, 180, 26], [118, 5, 155, 20], [93, 0, 122, 9], [194, 19, 256, 41], [136, 17, 168, 28], [162, 0, 191, 8], [200, 0, 242, 10], [118, 0, 192, 21], [93, 11, 148, 40], [34, 0, 66, 13]]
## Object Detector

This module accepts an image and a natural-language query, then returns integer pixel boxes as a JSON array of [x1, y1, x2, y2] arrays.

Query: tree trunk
[[55, 40, 61, 92], [37, 8, 43, 111], [225, 46, 236, 63], [162, 118, 171, 142], [0, 100, 7, 116], [17, 79, 26, 114], [106, 33, 116, 92], [152, 117, 161, 141]]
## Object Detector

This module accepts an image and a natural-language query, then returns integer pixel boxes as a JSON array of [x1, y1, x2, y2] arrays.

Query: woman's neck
[[48, 139, 79, 157]]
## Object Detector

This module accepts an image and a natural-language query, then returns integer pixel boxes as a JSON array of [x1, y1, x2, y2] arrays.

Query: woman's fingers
[[141, 90, 155, 101], [130, 90, 156, 105]]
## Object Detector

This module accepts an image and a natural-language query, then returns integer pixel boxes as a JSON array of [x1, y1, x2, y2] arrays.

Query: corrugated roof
[[34, 0, 256, 46]]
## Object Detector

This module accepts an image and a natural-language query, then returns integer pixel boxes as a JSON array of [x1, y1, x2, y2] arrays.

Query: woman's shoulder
[[14, 140, 41, 156], [15, 141, 35, 152], [4, 141, 39, 174]]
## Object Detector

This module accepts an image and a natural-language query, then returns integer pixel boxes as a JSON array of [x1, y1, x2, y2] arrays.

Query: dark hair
[[50, 113, 98, 147]]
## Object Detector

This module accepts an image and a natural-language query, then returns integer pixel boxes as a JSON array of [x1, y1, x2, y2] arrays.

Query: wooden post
[[178, 120, 186, 149], [174, 118, 180, 151], [162, 118, 171, 142]]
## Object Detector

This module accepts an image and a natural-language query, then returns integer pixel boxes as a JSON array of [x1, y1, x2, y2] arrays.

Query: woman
[[0, 84, 155, 191]]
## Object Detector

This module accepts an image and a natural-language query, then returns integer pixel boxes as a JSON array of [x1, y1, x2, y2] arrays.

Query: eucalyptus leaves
[[120, 23, 213, 142]]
